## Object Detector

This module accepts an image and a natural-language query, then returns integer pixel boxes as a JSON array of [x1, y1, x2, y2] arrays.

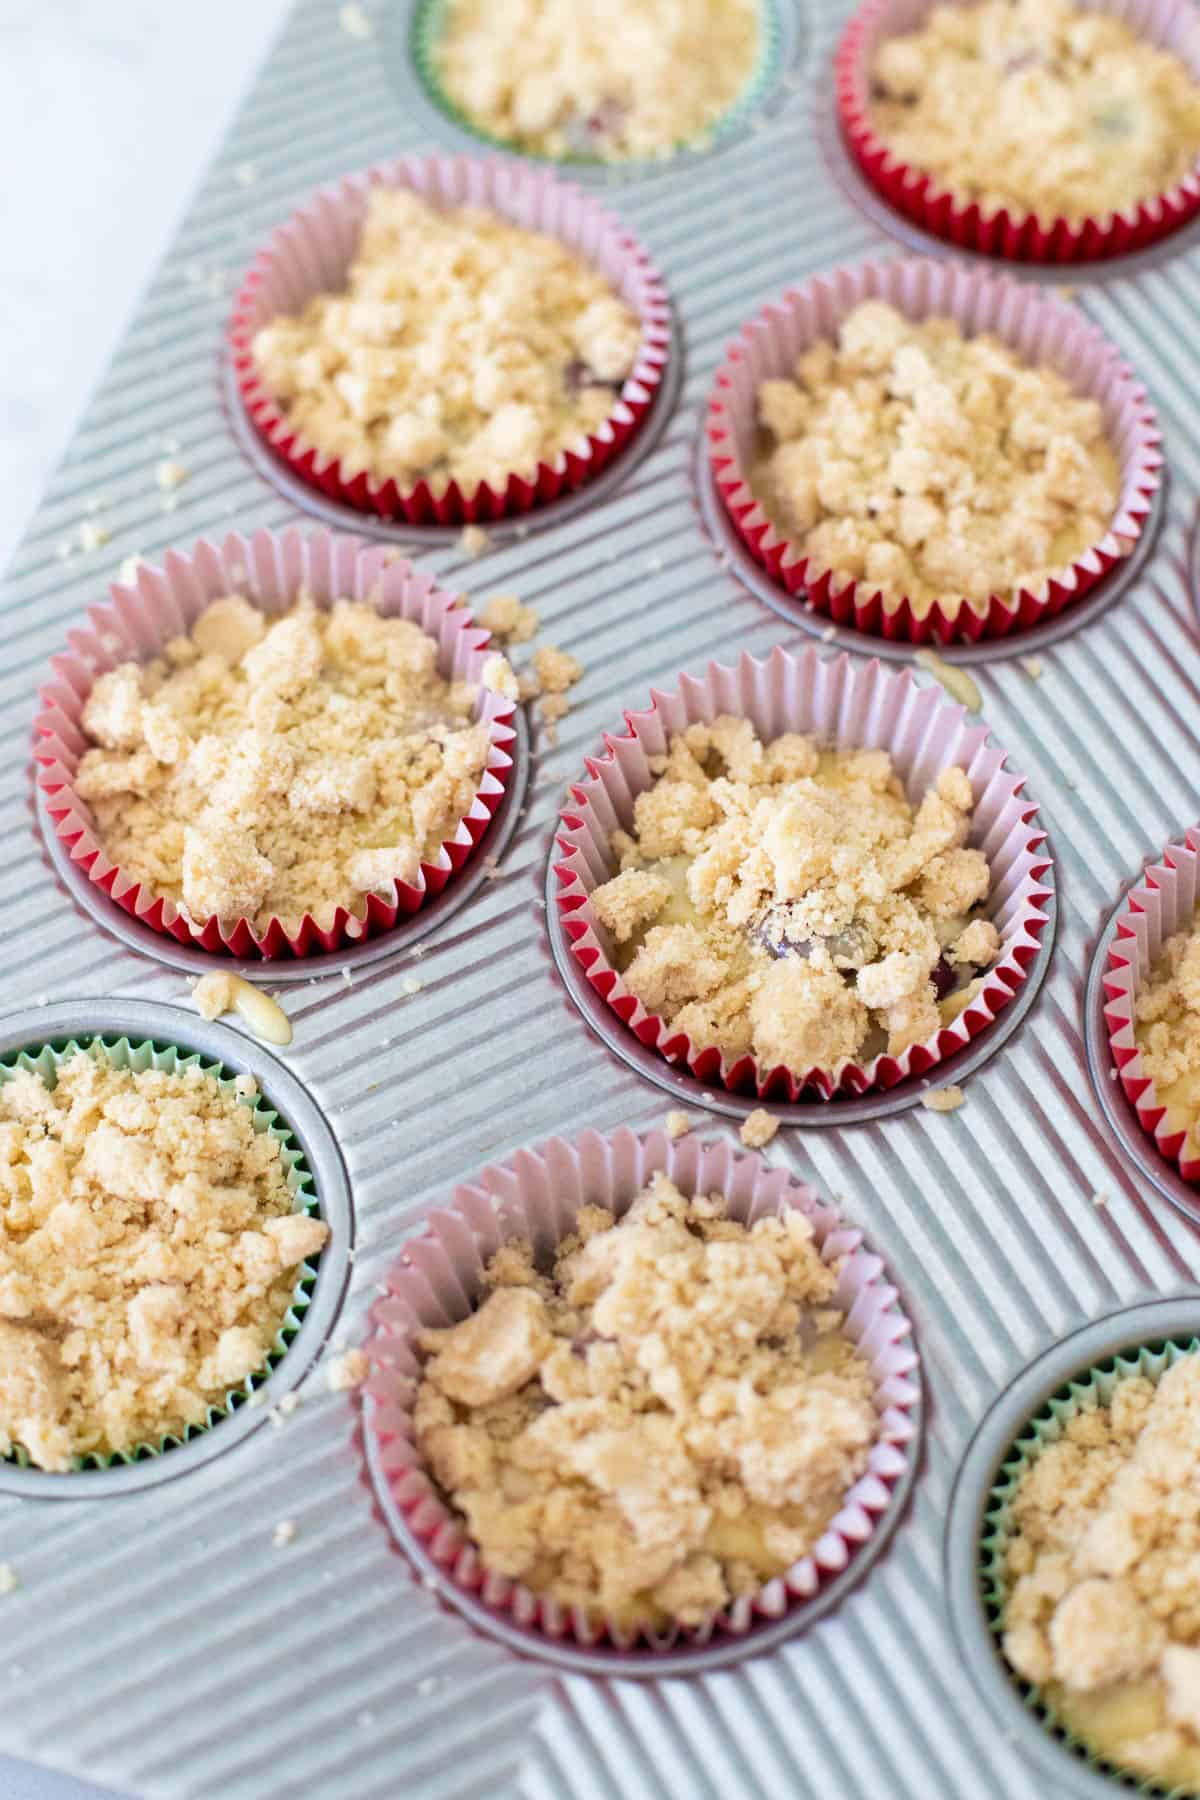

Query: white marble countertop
[[0, 0, 293, 572]]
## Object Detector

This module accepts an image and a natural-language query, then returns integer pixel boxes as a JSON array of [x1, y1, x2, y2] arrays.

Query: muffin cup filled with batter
[[412, 0, 775, 166], [34, 527, 516, 959], [983, 1336, 1200, 1794], [0, 1034, 324, 1473], [365, 1126, 920, 1656], [836, 0, 1200, 263], [554, 646, 1052, 1102], [230, 154, 670, 526], [707, 257, 1161, 645], [1104, 826, 1200, 1184]]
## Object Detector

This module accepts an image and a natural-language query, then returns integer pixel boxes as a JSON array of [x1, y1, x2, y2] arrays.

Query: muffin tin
[[7, 0, 1200, 1793]]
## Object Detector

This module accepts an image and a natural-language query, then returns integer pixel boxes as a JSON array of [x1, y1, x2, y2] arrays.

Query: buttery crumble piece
[[1002, 1355, 1200, 1791], [273, 1519, 297, 1547], [664, 1109, 691, 1140], [1021, 657, 1044, 680], [531, 645, 582, 696], [915, 651, 984, 714], [921, 1085, 964, 1113], [481, 653, 519, 702], [156, 459, 189, 491], [433, 0, 763, 162], [0, 1047, 328, 1472], [1133, 908, 1200, 1152], [79, 521, 111, 553], [480, 593, 539, 645], [459, 525, 490, 559], [870, 0, 1200, 228], [328, 1347, 369, 1392], [414, 1174, 877, 1628], [750, 300, 1121, 622], [589, 718, 1001, 1075], [339, 1, 373, 37], [74, 591, 491, 936], [740, 1108, 780, 1148], [251, 188, 642, 499], [0, 1565, 16, 1595], [191, 973, 293, 1047]]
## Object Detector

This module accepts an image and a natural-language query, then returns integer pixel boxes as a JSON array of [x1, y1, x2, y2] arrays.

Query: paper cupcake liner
[[554, 645, 1052, 1102], [409, 0, 783, 167], [835, 0, 1200, 263], [0, 1033, 321, 1473], [1103, 827, 1200, 1183], [33, 526, 517, 960], [364, 1126, 920, 1653], [707, 256, 1162, 645], [229, 154, 671, 525], [981, 1337, 1198, 1796]]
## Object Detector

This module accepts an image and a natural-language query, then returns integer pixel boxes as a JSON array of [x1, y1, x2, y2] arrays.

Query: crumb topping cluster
[[1002, 1356, 1200, 1791], [75, 592, 494, 934], [869, 0, 1200, 227], [415, 1173, 877, 1628], [1133, 907, 1200, 1147], [750, 300, 1119, 620], [432, 0, 763, 162], [0, 1049, 328, 1471], [252, 188, 643, 497], [587, 717, 1001, 1074]]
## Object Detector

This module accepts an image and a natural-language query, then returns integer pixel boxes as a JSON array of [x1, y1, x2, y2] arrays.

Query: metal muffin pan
[[6, 0, 1200, 1792]]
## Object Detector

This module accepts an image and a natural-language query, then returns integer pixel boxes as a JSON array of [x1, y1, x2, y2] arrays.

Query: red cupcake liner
[[33, 526, 516, 960], [835, 0, 1200, 263], [229, 153, 671, 526], [364, 1126, 921, 1654], [707, 256, 1162, 645], [554, 645, 1052, 1102], [1104, 827, 1200, 1182]]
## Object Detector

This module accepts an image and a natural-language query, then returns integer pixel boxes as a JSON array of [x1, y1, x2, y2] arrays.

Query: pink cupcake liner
[[554, 645, 1052, 1102], [33, 526, 517, 960], [835, 0, 1200, 263], [364, 1125, 921, 1654], [707, 256, 1162, 645], [229, 153, 671, 526], [1104, 827, 1200, 1182]]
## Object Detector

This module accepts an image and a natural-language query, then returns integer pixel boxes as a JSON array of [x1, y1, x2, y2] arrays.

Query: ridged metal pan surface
[[5, 0, 1200, 1794]]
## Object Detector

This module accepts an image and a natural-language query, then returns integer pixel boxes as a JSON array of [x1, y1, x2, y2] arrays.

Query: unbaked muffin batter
[[432, 0, 763, 161], [1133, 905, 1200, 1150], [415, 1173, 877, 1629], [1002, 1355, 1200, 1791], [749, 300, 1119, 620], [0, 1048, 327, 1471], [252, 189, 643, 496], [869, 0, 1200, 226], [74, 592, 496, 935], [588, 716, 1001, 1074]]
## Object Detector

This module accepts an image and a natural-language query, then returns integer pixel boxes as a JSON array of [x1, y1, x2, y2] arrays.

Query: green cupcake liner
[[0, 1034, 322, 1474], [410, 0, 784, 169], [981, 1336, 1200, 1800]]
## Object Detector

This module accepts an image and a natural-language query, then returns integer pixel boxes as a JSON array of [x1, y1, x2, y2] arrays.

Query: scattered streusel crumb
[[402, 978, 423, 996], [277, 1390, 301, 1415], [532, 645, 583, 696], [664, 1109, 691, 1139], [0, 1046, 329, 1471], [481, 653, 519, 701], [251, 187, 641, 501], [921, 1084, 965, 1112], [1093, 1191, 1109, 1207], [417, 1676, 439, 1697], [414, 1174, 877, 1629], [118, 555, 144, 585], [328, 1347, 369, 1392], [915, 651, 984, 714], [273, 1519, 297, 1547], [740, 1108, 780, 1148], [480, 594, 539, 645], [1021, 657, 1044, 680], [191, 973, 293, 1047], [0, 1565, 17, 1595], [339, 0, 373, 36], [1001, 1355, 1200, 1791], [156, 460, 190, 492], [79, 521, 111, 553], [74, 592, 492, 936], [459, 525, 490, 559], [235, 163, 258, 188]]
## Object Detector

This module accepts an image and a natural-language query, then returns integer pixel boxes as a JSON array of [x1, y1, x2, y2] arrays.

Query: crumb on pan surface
[[414, 1173, 877, 1630], [0, 1047, 327, 1472], [1133, 906, 1200, 1152], [1000, 1354, 1200, 1790], [749, 300, 1120, 621], [921, 1084, 964, 1112], [432, 0, 764, 162], [588, 718, 1001, 1076], [251, 188, 643, 498], [740, 1108, 779, 1147], [869, 0, 1200, 228], [74, 591, 493, 937]]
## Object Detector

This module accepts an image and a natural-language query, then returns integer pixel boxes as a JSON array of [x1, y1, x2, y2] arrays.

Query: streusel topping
[[0, 1048, 327, 1471], [1002, 1356, 1200, 1790], [415, 1174, 877, 1628], [587, 717, 1001, 1075], [1133, 907, 1200, 1150], [74, 592, 494, 935], [749, 300, 1120, 620], [870, 0, 1200, 227], [432, 0, 763, 162], [251, 188, 643, 497]]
